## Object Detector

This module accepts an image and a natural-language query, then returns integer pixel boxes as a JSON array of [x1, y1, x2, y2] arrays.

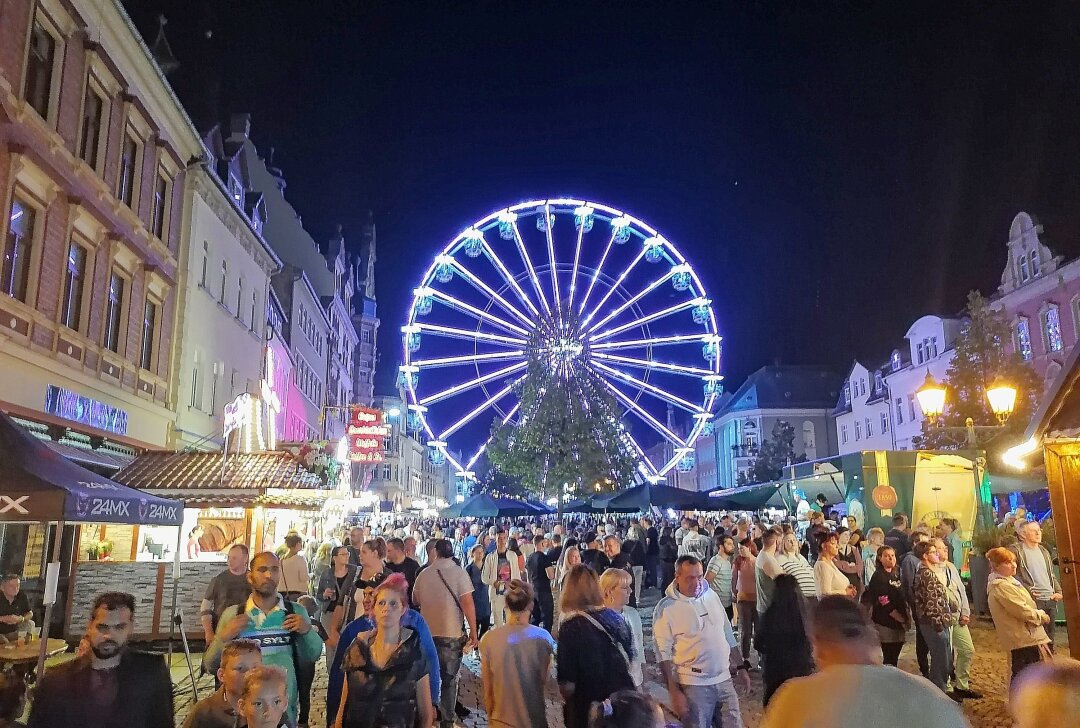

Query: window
[[865, 417, 873, 438], [908, 394, 917, 421], [117, 133, 139, 207], [1030, 250, 1040, 277], [873, 371, 883, 392], [23, 19, 56, 120], [190, 350, 201, 409], [840, 425, 848, 445], [1018, 255, 1029, 282], [854, 420, 862, 441], [199, 242, 209, 287], [916, 342, 925, 364], [361, 329, 372, 343], [1044, 306, 1063, 353], [140, 300, 158, 370], [860, 379, 866, 397], [210, 362, 220, 413], [151, 171, 169, 240], [236, 277, 244, 321], [103, 272, 124, 353], [891, 351, 901, 371], [79, 87, 104, 169], [61, 243, 87, 331], [1016, 317, 1033, 361], [895, 397, 904, 425], [250, 292, 258, 333], [881, 411, 889, 433], [3, 197, 35, 302], [220, 260, 228, 304], [843, 383, 850, 405]]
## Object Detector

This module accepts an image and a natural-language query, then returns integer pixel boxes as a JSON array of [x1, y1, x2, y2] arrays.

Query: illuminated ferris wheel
[[400, 198, 722, 485]]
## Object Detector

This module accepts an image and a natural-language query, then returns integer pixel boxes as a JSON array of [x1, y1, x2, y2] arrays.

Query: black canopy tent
[[0, 412, 182, 678]]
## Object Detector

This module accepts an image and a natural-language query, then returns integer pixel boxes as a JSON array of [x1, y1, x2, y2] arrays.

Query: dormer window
[[891, 350, 901, 371], [1018, 255, 1030, 282], [1030, 250, 1040, 277], [873, 371, 883, 392], [228, 174, 244, 208]]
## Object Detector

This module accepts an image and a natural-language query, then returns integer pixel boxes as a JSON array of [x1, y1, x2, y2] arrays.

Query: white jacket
[[652, 581, 739, 686], [480, 549, 524, 601]]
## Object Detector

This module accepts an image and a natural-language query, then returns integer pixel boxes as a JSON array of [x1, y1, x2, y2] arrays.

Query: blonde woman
[[861, 528, 885, 586], [599, 568, 644, 687], [552, 544, 582, 626], [986, 546, 1052, 684]]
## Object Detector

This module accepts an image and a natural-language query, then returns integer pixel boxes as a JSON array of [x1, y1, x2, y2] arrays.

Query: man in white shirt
[[1010, 520, 1062, 638], [761, 596, 970, 728], [654, 555, 749, 728], [413, 539, 478, 728]]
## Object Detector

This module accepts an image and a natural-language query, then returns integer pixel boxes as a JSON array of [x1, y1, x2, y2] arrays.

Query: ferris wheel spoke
[[591, 352, 716, 377], [580, 248, 647, 329], [428, 289, 531, 337], [591, 360, 704, 414], [542, 203, 561, 320], [591, 333, 716, 351], [590, 299, 700, 343], [464, 401, 522, 471], [419, 360, 528, 406], [482, 242, 541, 319], [589, 369, 688, 449], [450, 261, 535, 328], [584, 268, 674, 336], [439, 377, 524, 440], [567, 213, 586, 312], [511, 220, 552, 317], [415, 322, 528, 347], [413, 351, 525, 369], [578, 228, 618, 316]]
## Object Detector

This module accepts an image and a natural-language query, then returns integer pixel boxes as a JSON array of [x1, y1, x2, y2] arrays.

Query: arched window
[[1043, 305, 1063, 353], [1015, 317, 1033, 361]]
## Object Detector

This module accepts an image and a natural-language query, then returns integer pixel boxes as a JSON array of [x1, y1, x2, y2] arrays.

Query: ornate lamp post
[[915, 372, 1018, 527]]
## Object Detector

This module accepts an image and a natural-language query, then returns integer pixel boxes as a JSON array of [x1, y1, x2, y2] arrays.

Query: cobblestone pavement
[[170, 589, 1070, 728]]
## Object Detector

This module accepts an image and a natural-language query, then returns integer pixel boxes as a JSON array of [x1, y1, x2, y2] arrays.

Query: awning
[[153, 491, 330, 509], [600, 483, 706, 511], [43, 440, 134, 472], [0, 411, 182, 525]]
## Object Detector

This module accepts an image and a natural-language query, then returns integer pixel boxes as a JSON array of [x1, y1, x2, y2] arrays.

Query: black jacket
[[29, 649, 173, 728]]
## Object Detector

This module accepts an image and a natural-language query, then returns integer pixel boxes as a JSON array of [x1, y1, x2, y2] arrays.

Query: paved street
[[169, 587, 1070, 727]]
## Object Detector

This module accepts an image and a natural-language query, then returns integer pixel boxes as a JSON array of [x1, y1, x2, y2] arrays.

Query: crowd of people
[[4, 500, 1075, 728]]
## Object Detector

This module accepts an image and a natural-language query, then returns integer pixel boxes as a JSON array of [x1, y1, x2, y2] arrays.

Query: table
[[0, 638, 69, 665]]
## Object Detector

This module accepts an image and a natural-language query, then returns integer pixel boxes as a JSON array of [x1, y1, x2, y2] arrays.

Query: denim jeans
[[433, 636, 465, 728], [918, 620, 952, 692], [681, 679, 743, 728]]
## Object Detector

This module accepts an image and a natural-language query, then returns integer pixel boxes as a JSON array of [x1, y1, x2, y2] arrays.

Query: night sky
[[126, 1, 1080, 392]]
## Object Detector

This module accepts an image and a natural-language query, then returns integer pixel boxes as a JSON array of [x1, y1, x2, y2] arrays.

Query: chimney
[[228, 113, 251, 143]]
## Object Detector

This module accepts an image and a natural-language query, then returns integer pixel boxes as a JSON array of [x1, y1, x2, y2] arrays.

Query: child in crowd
[[182, 639, 262, 728], [588, 690, 665, 728], [238, 666, 290, 728]]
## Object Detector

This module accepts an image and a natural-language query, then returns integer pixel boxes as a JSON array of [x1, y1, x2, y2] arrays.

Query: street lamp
[[915, 371, 1019, 529]]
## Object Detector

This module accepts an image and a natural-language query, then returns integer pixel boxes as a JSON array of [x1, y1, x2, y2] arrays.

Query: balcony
[[731, 444, 759, 459]]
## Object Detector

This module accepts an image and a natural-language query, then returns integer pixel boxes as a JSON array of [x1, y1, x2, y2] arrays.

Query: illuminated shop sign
[[44, 385, 128, 436], [348, 406, 390, 463]]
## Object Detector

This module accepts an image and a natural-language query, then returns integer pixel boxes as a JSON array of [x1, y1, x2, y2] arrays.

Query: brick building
[[0, 0, 202, 457]]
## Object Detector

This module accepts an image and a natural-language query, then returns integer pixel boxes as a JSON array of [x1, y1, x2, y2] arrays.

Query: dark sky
[[127, 0, 1080, 393]]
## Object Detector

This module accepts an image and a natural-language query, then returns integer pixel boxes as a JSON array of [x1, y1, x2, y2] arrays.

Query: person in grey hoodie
[[654, 555, 750, 728]]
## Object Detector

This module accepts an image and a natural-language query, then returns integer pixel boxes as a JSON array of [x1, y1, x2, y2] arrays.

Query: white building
[[885, 315, 962, 450], [171, 152, 280, 450], [834, 360, 895, 454]]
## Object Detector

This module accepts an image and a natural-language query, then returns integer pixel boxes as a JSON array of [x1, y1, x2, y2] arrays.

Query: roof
[[113, 451, 325, 491], [156, 491, 329, 509], [720, 365, 841, 415]]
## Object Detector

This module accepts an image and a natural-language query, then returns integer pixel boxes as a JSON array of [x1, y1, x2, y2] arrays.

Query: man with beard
[[29, 591, 172, 728], [204, 551, 322, 727]]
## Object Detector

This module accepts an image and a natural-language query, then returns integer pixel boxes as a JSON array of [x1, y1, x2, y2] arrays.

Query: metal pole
[[166, 525, 182, 666], [35, 519, 65, 681]]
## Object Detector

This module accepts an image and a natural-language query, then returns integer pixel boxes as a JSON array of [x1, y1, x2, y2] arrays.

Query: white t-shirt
[[412, 557, 474, 638], [815, 558, 851, 597]]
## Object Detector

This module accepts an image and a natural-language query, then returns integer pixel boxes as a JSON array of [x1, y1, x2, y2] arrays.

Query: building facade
[[351, 212, 378, 407], [170, 145, 280, 450], [710, 366, 840, 489], [0, 0, 202, 459], [884, 315, 960, 450], [834, 360, 895, 454], [366, 393, 452, 509], [994, 212, 1080, 387]]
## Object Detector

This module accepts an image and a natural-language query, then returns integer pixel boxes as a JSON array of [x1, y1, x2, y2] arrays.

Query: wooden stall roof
[[154, 490, 330, 509], [113, 451, 324, 491]]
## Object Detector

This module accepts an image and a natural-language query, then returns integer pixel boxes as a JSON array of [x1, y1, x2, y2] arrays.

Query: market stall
[[0, 411, 182, 677], [66, 450, 334, 639]]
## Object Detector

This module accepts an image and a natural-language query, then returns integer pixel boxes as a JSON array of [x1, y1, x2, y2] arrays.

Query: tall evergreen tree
[[738, 420, 805, 485], [913, 290, 1040, 458]]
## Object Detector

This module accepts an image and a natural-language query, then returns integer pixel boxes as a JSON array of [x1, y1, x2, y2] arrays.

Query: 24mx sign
[[0, 496, 29, 514]]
